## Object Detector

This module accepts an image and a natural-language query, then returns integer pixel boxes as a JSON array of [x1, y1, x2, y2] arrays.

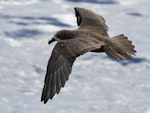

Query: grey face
[[48, 30, 73, 44]]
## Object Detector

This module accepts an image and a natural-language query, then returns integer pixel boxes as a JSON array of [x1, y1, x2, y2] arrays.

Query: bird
[[41, 7, 136, 104]]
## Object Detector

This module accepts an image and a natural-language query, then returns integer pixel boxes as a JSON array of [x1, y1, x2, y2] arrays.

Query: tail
[[104, 34, 136, 60]]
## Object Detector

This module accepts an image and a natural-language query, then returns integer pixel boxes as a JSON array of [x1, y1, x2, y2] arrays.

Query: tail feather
[[104, 34, 136, 60]]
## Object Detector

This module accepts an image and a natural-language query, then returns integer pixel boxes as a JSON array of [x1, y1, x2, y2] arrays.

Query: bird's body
[[41, 7, 136, 104]]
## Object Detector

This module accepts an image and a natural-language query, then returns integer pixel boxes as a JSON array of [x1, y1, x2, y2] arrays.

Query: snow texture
[[0, 0, 150, 113]]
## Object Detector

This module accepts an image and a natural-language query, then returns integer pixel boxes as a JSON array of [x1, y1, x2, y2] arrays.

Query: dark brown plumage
[[41, 7, 136, 104]]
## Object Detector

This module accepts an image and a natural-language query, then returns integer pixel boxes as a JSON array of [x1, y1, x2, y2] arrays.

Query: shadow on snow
[[0, 14, 70, 39], [65, 0, 118, 4], [4, 29, 43, 38], [114, 57, 148, 66], [0, 14, 70, 27], [33, 65, 45, 74], [127, 12, 143, 17]]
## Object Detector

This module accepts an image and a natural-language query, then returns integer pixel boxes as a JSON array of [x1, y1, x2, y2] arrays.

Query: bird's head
[[48, 30, 74, 44]]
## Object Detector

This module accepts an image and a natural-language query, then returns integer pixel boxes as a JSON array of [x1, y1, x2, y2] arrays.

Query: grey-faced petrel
[[41, 7, 136, 104]]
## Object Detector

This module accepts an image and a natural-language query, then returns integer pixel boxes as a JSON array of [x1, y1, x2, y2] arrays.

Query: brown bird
[[41, 7, 136, 104]]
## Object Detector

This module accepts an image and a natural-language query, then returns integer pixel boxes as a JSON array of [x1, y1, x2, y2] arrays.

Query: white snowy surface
[[0, 0, 150, 113]]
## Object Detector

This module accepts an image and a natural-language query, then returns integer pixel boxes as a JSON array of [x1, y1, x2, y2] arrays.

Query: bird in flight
[[41, 7, 136, 104]]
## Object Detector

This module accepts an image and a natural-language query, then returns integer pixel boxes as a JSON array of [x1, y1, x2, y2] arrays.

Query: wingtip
[[74, 7, 78, 10], [41, 98, 47, 104], [41, 98, 49, 104], [41, 93, 49, 104], [44, 100, 48, 104], [41, 93, 55, 104], [74, 7, 83, 11], [41, 98, 43, 102], [74, 7, 78, 13]]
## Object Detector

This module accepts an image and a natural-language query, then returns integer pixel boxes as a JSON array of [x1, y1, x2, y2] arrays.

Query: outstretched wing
[[74, 7, 109, 37], [41, 38, 105, 103]]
